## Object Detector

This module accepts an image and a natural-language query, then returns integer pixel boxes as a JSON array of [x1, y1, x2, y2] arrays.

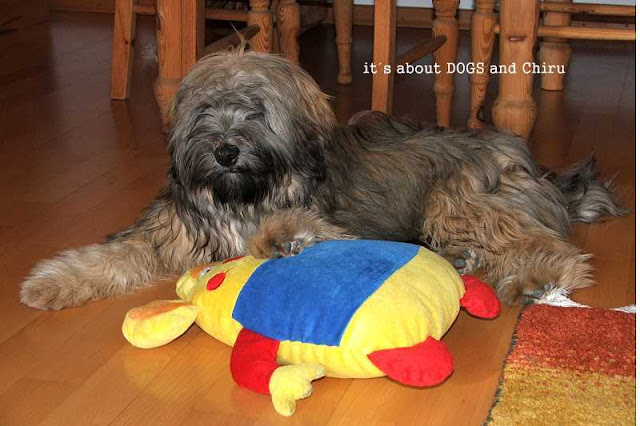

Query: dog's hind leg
[[435, 246, 480, 275], [482, 234, 593, 305], [422, 189, 594, 305]]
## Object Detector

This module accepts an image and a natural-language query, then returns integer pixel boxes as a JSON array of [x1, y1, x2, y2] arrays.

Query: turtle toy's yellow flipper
[[269, 364, 326, 416], [122, 300, 198, 349]]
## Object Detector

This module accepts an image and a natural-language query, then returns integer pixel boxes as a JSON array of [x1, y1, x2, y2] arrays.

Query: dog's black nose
[[214, 144, 240, 167]]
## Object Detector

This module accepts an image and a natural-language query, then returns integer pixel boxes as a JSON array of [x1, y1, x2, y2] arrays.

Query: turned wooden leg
[[248, 0, 272, 53], [468, 0, 496, 128], [181, 0, 205, 75], [539, 0, 572, 91], [491, 0, 539, 139], [154, 0, 183, 124], [277, 0, 300, 63], [371, 0, 396, 113], [529, 90, 570, 169], [333, 0, 353, 84], [432, 0, 460, 127], [111, 0, 136, 99]]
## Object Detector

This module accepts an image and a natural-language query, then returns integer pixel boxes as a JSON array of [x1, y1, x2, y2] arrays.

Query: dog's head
[[166, 50, 336, 207]]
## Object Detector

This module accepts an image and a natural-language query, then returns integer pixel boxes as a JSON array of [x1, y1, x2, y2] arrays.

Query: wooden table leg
[[491, 0, 539, 139], [539, 0, 572, 91], [468, 0, 496, 128], [277, 0, 300, 63], [248, 0, 272, 53], [333, 0, 353, 84], [371, 0, 396, 113], [432, 0, 460, 127], [154, 0, 183, 123]]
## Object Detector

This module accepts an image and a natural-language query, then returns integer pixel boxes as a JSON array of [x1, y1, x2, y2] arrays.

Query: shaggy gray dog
[[20, 50, 625, 309]]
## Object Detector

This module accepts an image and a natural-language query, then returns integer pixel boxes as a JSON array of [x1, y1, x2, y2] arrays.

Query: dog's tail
[[543, 156, 628, 223]]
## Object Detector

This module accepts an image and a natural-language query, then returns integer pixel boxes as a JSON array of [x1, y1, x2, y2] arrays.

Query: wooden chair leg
[[529, 90, 571, 169], [111, 0, 136, 100], [333, 0, 353, 84], [371, 0, 396, 113], [248, 0, 272, 53], [271, 18, 280, 54], [181, 0, 205, 75], [153, 0, 183, 124], [492, 0, 539, 139], [432, 0, 460, 127], [468, 0, 496, 128], [539, 0, 572, 91], [277, 0, 300, 63]]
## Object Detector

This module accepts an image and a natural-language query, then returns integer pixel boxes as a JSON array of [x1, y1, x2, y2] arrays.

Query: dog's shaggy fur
[[20, 50, 626, 309]]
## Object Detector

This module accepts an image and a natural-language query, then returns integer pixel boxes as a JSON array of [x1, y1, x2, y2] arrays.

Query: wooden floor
[[0, 12, 634, 426]]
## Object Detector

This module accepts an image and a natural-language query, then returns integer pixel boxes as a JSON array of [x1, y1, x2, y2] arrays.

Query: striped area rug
[[486, 304, 636, 425]]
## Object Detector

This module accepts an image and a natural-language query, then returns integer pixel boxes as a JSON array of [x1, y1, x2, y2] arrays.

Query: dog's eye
[[246, 112, 263, 121]]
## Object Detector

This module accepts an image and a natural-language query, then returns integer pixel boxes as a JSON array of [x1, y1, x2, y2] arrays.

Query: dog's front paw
[[248, 233, 312, 259], [20, 259, 95, 310], [248, 208, 345, 259], [437, 247, 480, 275]]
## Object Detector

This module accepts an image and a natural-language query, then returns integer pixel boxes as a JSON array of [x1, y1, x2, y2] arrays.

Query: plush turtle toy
[[122, 240, 500, 416]]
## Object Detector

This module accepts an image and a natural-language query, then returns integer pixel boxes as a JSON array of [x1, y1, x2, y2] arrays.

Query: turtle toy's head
[[176, 261, 229, 302], [175, 255, 266, 343], [122, 255, 265, 350]]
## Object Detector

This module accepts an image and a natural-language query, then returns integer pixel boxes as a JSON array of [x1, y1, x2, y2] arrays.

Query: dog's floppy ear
[[290, 70, 336, 140], [255, 55, 337, 147], [162, 96, 178, 134], [168, 164, 182, 187]]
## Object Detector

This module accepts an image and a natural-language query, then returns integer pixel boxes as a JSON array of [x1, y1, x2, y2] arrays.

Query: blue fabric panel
[[232, 240, 419, 346]]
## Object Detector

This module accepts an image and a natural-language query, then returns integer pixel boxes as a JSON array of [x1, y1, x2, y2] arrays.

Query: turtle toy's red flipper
[[368, 337, 454, 387], [230, 328, 280, 394], [460, 275, 501, 319], [229, 328, 325, 416]]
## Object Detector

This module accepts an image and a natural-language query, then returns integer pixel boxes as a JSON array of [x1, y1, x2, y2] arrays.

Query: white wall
[[353, 0, 635, 10]]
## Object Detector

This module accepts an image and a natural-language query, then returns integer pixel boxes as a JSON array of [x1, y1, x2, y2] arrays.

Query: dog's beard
[[188, 144, 283, 205], [208, 169, 273, 204]]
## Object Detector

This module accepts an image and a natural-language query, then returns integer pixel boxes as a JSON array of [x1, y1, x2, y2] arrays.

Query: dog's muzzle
[[214, 144, 240, 167]]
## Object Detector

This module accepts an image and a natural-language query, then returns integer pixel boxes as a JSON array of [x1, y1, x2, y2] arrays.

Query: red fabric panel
[[368, 337, 454, 387], [230, 328, 280, 394], [460, 275, 501, 319]]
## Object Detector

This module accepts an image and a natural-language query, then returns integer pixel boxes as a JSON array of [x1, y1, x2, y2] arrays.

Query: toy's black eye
[[199, 267, 212, 278]]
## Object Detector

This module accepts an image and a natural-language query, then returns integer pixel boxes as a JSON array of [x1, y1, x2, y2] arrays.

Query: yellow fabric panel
[[177, 256, 266, 347], [340, 247, 464, 353], [278, 340, 384, 378], [278, 247, 464, 377]]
